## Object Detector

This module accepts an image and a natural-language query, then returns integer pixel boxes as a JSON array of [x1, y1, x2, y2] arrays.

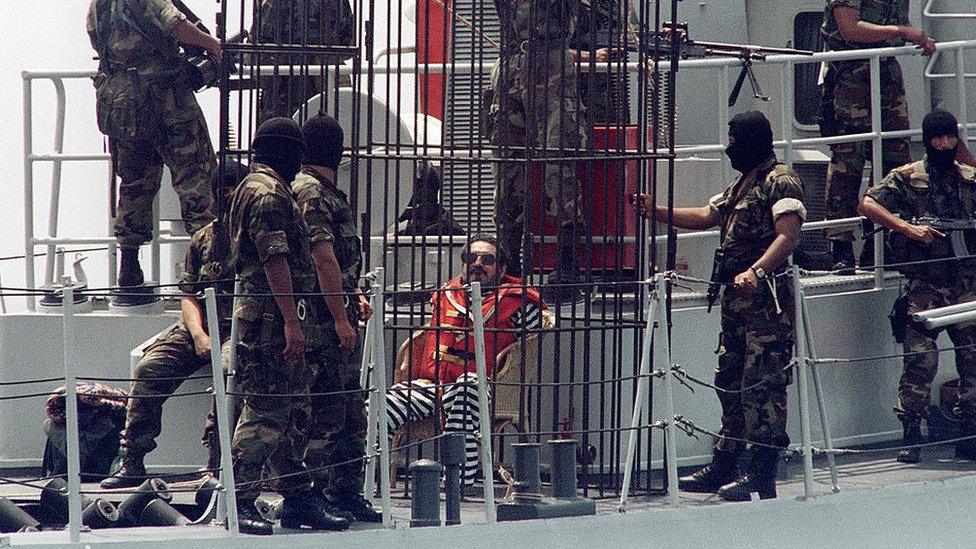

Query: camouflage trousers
[[111, 83, 216, 247], [232, 312, 312, 501], [121, 325, 230, 459], [714, 278, 796, 454], [821, 58, 911, 241], [305, 306, 368, 498], [896, 276, 976, 426], [491, 48, 588, 255]]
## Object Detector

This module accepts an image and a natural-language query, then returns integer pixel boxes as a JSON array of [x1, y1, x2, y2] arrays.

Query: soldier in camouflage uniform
[[859, 109, 976, 464], [252, 0, 355, 123], [291, 114, 380, 522], [819, 0, 935, 272], [640, 112, 806, 501], [87, 0, 220, 297], [228, 118, 347, 534], [489, 0, 589, 302], [100, 162, 248, 490]]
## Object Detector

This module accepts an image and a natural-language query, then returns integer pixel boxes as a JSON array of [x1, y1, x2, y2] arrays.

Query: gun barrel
[[691, 40, 814, 56]]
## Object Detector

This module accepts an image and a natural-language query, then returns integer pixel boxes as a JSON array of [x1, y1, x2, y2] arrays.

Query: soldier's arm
[[637, 194, 720, 229], [263, 254, 305, 363], [833, 6, 935, 54], [181, 297, 212, 358], [858, 196, 944, 245], [171, 19, 222, 58], [310, 241, 358, 350]]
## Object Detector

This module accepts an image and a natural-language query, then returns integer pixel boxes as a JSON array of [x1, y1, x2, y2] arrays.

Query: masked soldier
[[99, 161, 247, 489], [819, 0, 935, 273], [87, 0, 220, 302], [639, 111, 805, 501], [228, 118, 347, 534], [290, 114, 380, 522], [858, 109, 976, 464]]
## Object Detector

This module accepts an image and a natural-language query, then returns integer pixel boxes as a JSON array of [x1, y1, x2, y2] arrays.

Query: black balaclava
[[252, 117, 306, 182], [302, 114, 345, 171], [923, 109, 959, 172], [725, 110, 774, 174]]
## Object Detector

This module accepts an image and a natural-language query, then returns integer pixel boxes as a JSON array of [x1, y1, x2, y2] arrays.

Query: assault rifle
[[171, 0, 246, 91], [638, 22, 813, 107], [910, 216, 976, 258]]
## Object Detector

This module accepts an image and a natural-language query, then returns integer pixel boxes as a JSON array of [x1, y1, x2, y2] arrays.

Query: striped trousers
[[382, 373, 490, 486]]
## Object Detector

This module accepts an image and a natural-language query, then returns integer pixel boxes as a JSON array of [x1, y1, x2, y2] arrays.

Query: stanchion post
[[216, 280, 243, 522], [619, 277, 662, 510], [370, 269, 393, 528], [205, 288, 239, 535], [658, 276, 681, 506], [360, 311, 377, 500], [800, 287, 840, 493], [61, 287, 83, 542], [791, 266, 815, 498], [469, 281, 497, 523]]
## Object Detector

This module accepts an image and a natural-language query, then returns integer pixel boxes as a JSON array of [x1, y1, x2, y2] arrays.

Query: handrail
[[923, 0, 976, 19]]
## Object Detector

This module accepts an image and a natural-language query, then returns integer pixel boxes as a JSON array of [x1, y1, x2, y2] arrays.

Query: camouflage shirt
[[292, 167, 363, 292], [495, 0, 577, 54], [821, 0, 908, 51], [228, 163, 319, 318], [86, 0, 186, 74], [865, 159, 976, 280], [708, 156, 807, 274], [178, 221, 235, 336]]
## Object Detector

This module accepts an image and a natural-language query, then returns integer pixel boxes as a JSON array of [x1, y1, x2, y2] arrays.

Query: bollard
[[0, 497, 40, 533], [140, 498, 190, 527], [512, 443, 542, 495], [441, 433, 464, 526], [548, 439, 578, 499], [116, 478, 171, 527], [409, 459, 443, 527], [82, 499, 119, 530], [41, 478, 118, 529], [193, 475, 219, 524]]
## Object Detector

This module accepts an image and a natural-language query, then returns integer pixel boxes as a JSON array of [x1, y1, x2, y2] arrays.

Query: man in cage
[[228, 117, 348, 534], [378, 234, 546, 487], [819, 0, 935, 273], [100, 161, 248, 489], [639, 111, 805, 501], [291, 114, 379, 522], [858, 109, 976, 464], [87, 0, 221, 303], [252, 0, 356, 123]]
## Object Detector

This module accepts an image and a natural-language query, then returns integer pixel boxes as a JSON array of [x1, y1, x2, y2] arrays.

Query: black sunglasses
[[461, 251, 496, 266]]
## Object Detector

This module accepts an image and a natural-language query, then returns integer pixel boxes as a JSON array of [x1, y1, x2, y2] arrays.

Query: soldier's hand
[[193, 333, 213, 359], [732, 269, 759, 296], [358, 295, 374, 321], [335, 319, 358, 350], [902, 224, 945, 246], [634, 193, 654, 219], [903, 27, 936, 56], [283, 320, 306, 363]]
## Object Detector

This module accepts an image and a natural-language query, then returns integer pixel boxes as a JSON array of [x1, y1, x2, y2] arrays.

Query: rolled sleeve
[[138, 0, 187, 33], [247, 195, 291, 262], [707, 193, 726, 214], [303, 200, 336, 244], [864, 173, 906, 212], [772, 198, 807, 222], [827, 0, 860, 10]]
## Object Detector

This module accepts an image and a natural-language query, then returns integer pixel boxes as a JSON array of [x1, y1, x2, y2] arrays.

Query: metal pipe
[[469, 281, 497, 522], [658, 276, 681, 506], [150, 195, 161, 285], [869, 56, 885, 288], [800, 282, 840, 493], [924, 308, 976, 330], [923, 0, 976, 18], [360, 312, 377, 501], [370, 268, 394, 528], [44, 78, 67, 287], [61, 286, 83, 541], [781, 62, 795, 165], [792, 266, 815, 498], [618, 278, 657, 511], [204, 288, 239, 536], [913, 299, 976, 322], [956, 49, 969, 142], [216, 280, 242, 525], [23, 72, 35, 311]]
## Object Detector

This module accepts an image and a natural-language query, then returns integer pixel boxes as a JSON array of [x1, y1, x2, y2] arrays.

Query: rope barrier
[[814, 342, 976, 365], [491, 371, 663, 388], [0, 376, 65, 386], [670, 362, 796, 395], [672, 416, 801, 456], [227, 386, 376, 398], [77, 468, 220, 480], [77, 374, 215, 383]]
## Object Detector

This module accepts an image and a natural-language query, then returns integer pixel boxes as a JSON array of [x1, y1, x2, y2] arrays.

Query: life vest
[[417, 275, 544, 383]]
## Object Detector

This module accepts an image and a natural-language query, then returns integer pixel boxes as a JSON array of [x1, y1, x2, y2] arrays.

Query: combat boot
[[99, 453, 146, 489], [326, 492, 382, 523], [677, 450, 739, 493], [954, 424, 976, 460], [234, 501, 274, 535], [830, 240, 855, 276], [280, 490, 349, 531], [544, 224, 585, 304], [717, 447, 778, 502], [114, 246, 159, 306], [896, 420, 922, 464]]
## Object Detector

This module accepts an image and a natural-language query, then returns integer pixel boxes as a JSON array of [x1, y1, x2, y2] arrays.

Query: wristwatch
[[750, 265, 766, 279]]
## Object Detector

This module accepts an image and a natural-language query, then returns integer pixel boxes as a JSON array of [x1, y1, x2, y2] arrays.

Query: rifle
[[637, 22, 813, 107], [912, 216, 976, 258], [170, 0, 247, 91]]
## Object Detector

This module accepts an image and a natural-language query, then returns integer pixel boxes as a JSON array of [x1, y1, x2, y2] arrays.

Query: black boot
[[830, 240, 856, 275], [234, 501, 274, 535], [99, 453, 146, 489], [544, 224, 584, 304], [955, 424, 976, 460], [718, 448, 778, 502], [280, 491, 349, 531], [326, 492, 383, 523], [677, 450, 739, 493], [117, 247, 144, 287], [897, 420, 922, 464]]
